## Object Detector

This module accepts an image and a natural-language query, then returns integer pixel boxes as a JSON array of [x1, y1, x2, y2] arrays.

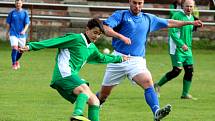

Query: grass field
[[0, 42, 215, 121]]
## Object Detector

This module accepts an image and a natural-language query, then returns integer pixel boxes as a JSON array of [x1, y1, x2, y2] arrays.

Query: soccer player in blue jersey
[[96, 0, 202, 120], [6, 0, 30, 70]]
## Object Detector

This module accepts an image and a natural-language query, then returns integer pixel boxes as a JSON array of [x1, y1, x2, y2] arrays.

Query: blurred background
[[0, 0, 214, 47]]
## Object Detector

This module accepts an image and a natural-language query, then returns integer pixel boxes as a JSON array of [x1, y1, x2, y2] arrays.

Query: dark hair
[[87, 18, 104, 33]]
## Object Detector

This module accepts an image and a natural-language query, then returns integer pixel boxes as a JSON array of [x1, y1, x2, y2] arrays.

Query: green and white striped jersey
[[28, 33, 122, 84], [168, 11, 194, 56]]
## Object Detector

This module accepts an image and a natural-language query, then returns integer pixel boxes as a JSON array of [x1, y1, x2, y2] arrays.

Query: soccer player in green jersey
[[154, 0, 202, 100], [20, 18, 129, 121]]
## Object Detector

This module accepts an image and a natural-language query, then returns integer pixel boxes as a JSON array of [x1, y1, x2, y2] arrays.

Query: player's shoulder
[[113, 10, 129, 15], [8, 9, 16, 14], [172, 11, 184, 19]]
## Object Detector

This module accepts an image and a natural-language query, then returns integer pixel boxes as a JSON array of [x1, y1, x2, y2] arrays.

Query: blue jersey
[[6, 9, 30, 38], [104, 10, 168, 57]]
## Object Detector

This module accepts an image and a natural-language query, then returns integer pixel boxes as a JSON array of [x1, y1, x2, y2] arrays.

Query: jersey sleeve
[[103, 10, 124, 28], [169, 13, 185, 47], [87, 47, 122, 64], [24, 10, 30, 25], [28, 33, 77, 51], [6, 10, 13, 25], [147, 14, 168, 32]]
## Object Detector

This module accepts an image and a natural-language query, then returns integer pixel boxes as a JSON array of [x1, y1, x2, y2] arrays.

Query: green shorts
[[170, 54, 193, 67], [50, 74, 87, 104]]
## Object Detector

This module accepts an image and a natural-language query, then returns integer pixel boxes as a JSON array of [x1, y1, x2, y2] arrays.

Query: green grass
[[0, 42, 215, 121]]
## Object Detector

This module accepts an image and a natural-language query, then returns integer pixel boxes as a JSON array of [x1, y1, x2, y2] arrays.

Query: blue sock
[[96, 92, 105, 105], [16, 52, 22, 61], [11, 49, 18, 65], [144, 86, 160, 115]]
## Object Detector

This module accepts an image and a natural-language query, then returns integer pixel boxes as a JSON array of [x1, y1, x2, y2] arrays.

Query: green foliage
[[1, 42, 215, 121], [192, 40, 215, 50]]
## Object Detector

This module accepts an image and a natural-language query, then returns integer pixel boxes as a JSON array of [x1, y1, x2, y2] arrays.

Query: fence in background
[[0, 1, 214, 41]]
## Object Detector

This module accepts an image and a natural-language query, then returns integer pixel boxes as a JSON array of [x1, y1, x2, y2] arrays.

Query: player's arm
[[6, 11, 12, 41], [23, 34, 75, 51], [103, 25, 131, 45], [21, 24, 29, 35], [169, 27, 185, 48], [5, 24, 10, 40], [103, 11, 131, 45], [167, 19, 203, 28], [21, 11, 30, 35], [87, 47, 128, 64]]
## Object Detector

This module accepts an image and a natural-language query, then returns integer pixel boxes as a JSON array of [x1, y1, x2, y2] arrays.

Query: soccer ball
[[103, 48, 110, 54]]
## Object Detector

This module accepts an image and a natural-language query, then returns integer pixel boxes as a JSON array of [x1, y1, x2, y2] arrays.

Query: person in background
[[154, 0, 202, 100], [6, 0, 30, 70]]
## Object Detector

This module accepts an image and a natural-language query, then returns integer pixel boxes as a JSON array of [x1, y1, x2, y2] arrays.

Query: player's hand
[[193, 20, 203, 27], [19, 46, 29, 53], [122, 55, 130, 61], [20, 30, 26, 35], [182, 44, 188, 51], [119, 35, 131, 45]]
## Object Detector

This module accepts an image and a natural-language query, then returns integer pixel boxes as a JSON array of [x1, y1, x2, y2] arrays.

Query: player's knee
[[73, 84, 90, 96], [184, 65, 193, 81], [88, 94, 100, 106], [12, 46, 18, 50], [166, 67, 182, 80]]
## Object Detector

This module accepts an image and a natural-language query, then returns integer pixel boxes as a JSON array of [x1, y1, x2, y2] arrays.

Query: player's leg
[[156, 66, 182, 86], [96, 62, 126, 105], [15, 37, 26, 68], [129, 57, 171, 120], [155, 54, 182, 96], [133, 73, 172, 120], [51, 75, 90, 120], [156, 54, 182, 87], [9, 36, 19, 70], [181, 64, 195, 99], [87, 92, 100, 121], [96, 85, 115, 105], [72, 84, 100, 121]]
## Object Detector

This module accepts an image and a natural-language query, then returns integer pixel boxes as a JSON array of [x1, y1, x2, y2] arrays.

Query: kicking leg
[[133, 72, 171, 120]]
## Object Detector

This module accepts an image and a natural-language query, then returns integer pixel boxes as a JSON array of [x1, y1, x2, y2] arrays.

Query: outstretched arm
[[103, 25, 131, 45], [168, 19, 203, 28], [5, 24, 10, 40]]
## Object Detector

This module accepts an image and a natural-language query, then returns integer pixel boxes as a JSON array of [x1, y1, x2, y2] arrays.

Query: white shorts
[[9, 36, 26, 47], [102, 51, 151, 86]]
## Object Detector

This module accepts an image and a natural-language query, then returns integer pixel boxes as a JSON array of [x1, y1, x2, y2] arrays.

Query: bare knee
[[88, 94, 100, 106], [73, 84, 91, 97], [133, 73, 153, 89], [12, 46, 18, 50]]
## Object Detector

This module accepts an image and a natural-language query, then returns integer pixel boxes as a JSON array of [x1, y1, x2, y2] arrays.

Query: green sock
[[157, 74, 168, 86], [182, 80, 192, 96], [88, 105, 100, 121], [72, 93, 89, 116]]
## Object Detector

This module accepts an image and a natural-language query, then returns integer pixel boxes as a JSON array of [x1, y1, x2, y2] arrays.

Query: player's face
[[129, 0, 144, 15], [86, 27, 102, 43], [183, 0, 194, 15], [15, 0, 23, 10]]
